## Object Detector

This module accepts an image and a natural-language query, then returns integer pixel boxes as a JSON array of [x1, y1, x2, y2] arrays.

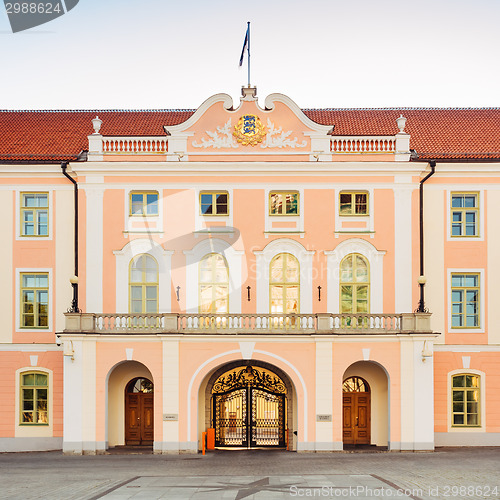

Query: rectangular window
[[200, 192, 228, 215], [20, 273, 49, 328], [130, 192, 158, 216], [452, 374, 480, 427], [451, 273, 479, 328], [21, 372, 48, 424], [451, 193, 478, 237], [339, 192, 368, 215], [269, 192, 299, 215], [21, 193, 48, 236]]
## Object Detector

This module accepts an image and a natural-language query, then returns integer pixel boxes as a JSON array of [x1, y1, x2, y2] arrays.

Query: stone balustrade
[[63, 312, 432, 335], [102, 136, 168, 154], [331, 136, 396, 154]]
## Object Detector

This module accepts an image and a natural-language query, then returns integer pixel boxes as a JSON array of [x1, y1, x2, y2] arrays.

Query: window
[[340, 254, 369, 313], [269, 192, 299, 215], [452, 374, 480, 426], [199, 254, 229, 313], [129, 255, 158, 313], [130, 192, 158, 216], [451, 273, 479, 328], [270, 253, 299, 314], [20, 273, 49, 328], [339, 192, 368, 216], [451, 193, 478, 237], [20, 372, 48, 424], [200, 192, 228, 215], [21, 193, 48, 236]]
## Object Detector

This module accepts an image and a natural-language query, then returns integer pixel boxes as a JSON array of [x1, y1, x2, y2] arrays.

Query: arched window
[[199, 253, 229, 313], [343, 376, 370, 393], [129, 254, 158, 313], [452, 374, 480, 426], [270, 253, 299, 314], [21, 371, 48, 424], [340, 254, 369, 313]]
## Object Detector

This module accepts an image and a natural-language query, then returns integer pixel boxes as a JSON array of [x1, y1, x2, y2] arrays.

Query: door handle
[[355, 417, 359, 427]]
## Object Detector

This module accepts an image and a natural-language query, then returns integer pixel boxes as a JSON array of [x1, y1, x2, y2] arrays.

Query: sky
[[0, 0, 499, 110]]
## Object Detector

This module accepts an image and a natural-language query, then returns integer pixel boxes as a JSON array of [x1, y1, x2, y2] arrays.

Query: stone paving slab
[[98, 474, 416, 499], [0, 448, 499, 500]]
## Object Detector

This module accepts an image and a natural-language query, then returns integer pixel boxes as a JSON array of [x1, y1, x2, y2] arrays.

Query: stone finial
[[92, 116, 102, 135], [396, 115, 407, 133]]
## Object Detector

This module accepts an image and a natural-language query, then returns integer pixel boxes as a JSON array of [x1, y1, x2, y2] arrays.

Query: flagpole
[[247, 21, 251, 87]]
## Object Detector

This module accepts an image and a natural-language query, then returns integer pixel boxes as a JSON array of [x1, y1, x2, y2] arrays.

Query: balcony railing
[[63, 312, 431, 335]]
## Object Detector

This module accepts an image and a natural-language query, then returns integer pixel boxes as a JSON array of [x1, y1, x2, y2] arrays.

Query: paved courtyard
[[0, 448, 498, 500]]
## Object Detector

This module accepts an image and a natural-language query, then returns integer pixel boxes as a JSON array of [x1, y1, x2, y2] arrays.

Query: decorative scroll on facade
[[211, 366, 287, 394], [192, 118, 307, 149]]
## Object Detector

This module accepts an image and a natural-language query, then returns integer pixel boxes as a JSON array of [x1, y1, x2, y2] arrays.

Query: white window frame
[[194, 187, 234, 234], [114, 239, 173, 313], [447, 369, 485, 432], [447, 269, 485, 333], [15, 189, 53, 241], [184, 238, 243, 314], [254, 238, 315, 314], [325, 238, 385, 314], [264, 187, 304, 237], [15, 269, 53, 333], [446, 190, 484, 242], [15, 367, 54, 438], [335, 187, 374, 238], [124, 187, 164, 234]]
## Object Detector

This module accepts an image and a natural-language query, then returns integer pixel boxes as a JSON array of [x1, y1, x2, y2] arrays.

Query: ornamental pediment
[[163, 88, 333, 160]]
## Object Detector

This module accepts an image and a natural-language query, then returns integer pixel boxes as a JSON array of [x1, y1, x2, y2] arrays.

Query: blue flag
[[239, 23, 250, 67]]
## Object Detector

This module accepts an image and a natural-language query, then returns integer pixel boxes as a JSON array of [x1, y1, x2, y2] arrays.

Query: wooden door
[[125, 392, 154, 445], [343, 392, 371, 445]]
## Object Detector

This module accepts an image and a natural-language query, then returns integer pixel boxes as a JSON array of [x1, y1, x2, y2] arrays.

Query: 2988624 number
[[5, 2, 62, 15]]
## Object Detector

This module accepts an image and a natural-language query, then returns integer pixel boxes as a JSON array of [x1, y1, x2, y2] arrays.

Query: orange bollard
[[202, 431, 207, 455]]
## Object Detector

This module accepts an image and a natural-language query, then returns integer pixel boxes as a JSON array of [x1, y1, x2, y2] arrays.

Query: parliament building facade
[[0, 87, 499, 453]]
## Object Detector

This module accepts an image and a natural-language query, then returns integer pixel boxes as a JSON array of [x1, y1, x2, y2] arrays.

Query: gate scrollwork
[[212, 366, 286, 394]]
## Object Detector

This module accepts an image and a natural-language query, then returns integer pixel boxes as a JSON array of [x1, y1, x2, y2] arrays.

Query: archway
[[201, 360, 295, 449], [342, 361, 389, 447], [106, 361, 154, 448]]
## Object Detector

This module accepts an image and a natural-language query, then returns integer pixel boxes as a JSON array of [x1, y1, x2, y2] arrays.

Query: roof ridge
[[303, 107, 500, 111], [0, 109, 197, 113]]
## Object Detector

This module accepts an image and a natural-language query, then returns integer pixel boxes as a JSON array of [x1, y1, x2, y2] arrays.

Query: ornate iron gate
[[212, 366, 286, 448]]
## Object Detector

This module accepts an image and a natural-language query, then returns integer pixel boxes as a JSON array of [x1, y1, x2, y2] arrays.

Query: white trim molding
[[325, 238, 386, 314], [183, 238, 244, 314], [114, 239, 173, 313], [254, 238, 315, 314]]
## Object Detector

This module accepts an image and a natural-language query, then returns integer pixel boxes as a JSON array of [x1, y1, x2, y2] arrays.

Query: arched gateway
[[211, 365, 288, 448]]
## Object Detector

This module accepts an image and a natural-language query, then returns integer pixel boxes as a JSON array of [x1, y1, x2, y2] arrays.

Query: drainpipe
[[417, 160, 436, 313], [61, 162, 80, 313]]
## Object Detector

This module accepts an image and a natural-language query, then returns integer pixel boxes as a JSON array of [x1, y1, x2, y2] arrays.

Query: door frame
[[124, 377, 154, 446], [342, 376, 371, 445]]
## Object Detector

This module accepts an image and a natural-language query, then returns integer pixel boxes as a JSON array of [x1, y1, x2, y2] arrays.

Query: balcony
[[63, 312, 432, 335]]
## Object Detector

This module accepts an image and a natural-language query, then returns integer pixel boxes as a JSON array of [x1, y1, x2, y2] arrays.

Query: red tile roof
[[304, 108, 500, 160], [0, 108, 499, 162]]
